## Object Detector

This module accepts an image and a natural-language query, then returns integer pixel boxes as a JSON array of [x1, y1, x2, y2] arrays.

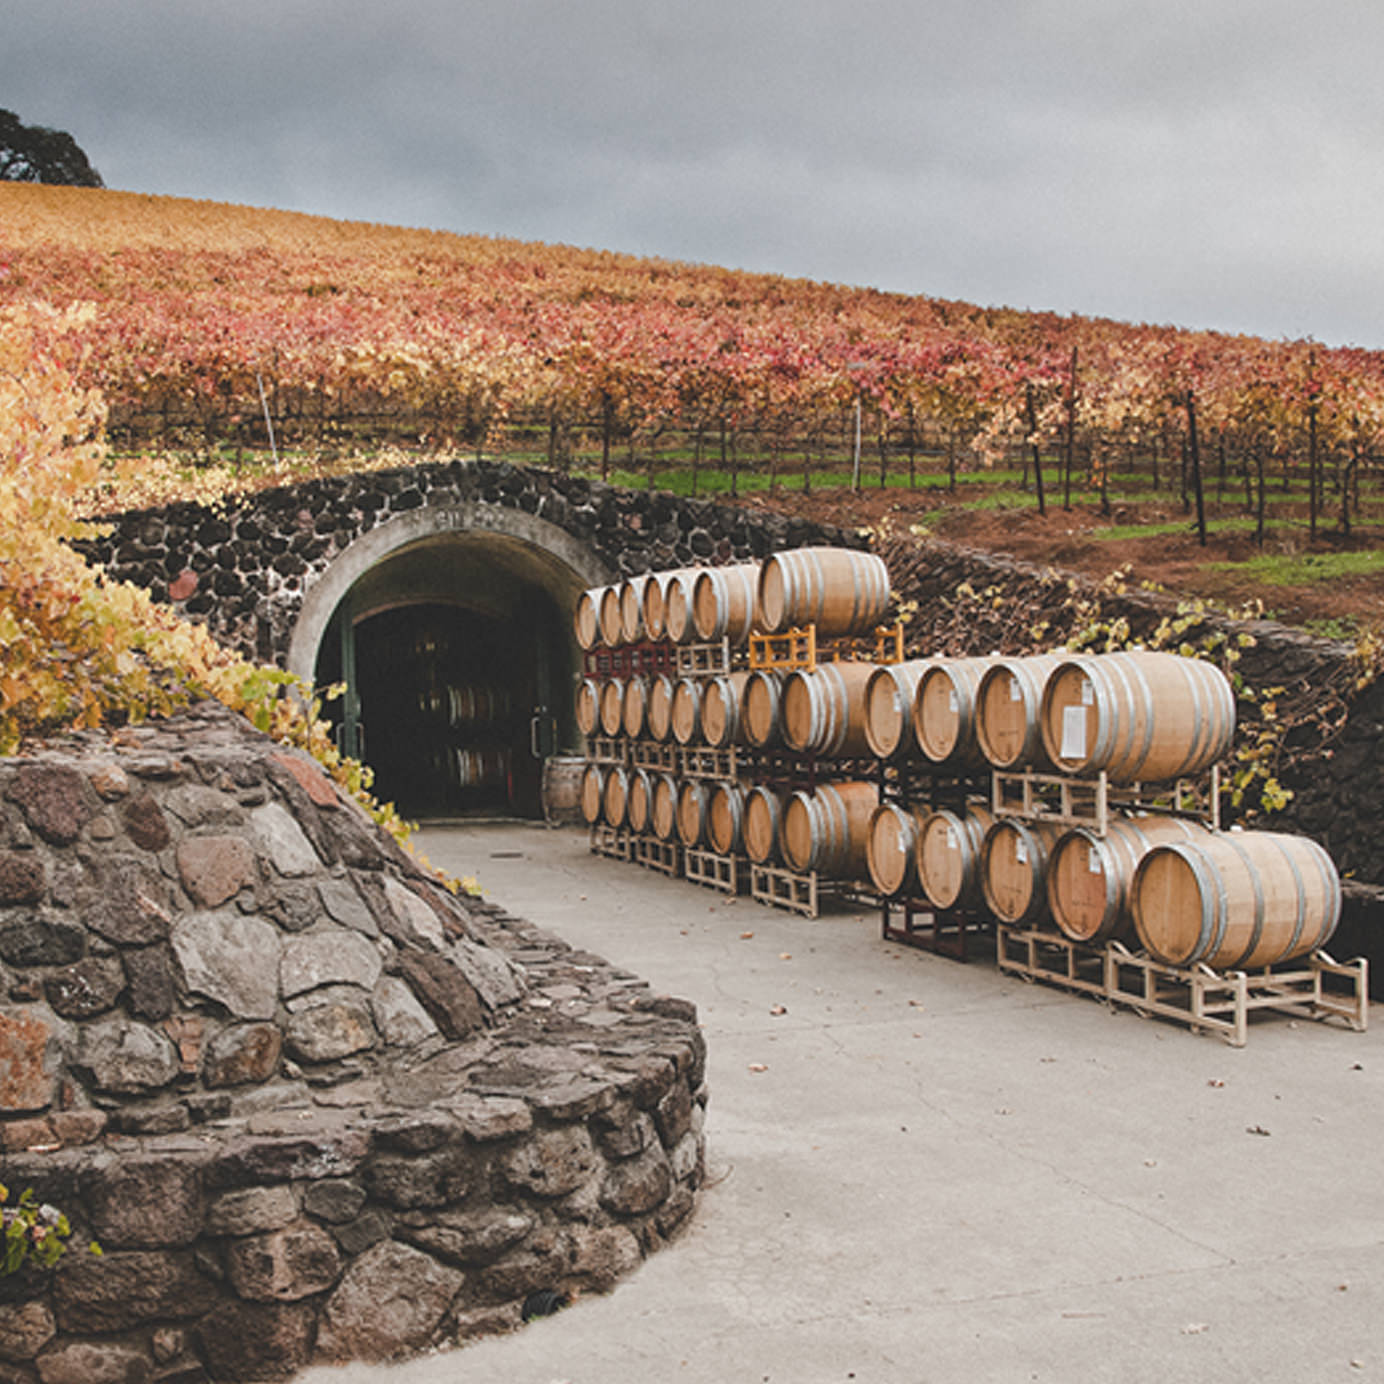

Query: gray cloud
[[8, 0, 1384, 345]]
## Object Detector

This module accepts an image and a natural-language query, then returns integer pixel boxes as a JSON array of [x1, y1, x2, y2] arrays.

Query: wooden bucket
[[671, 677, 704, 745], [622, 675, 650, 740], [701, 672, 751, 748], [1130, 829, 1341, 969], [646, 674, 676, 742], [912, 657, 997, 773], [650, 773, 680, 841], [742, 670, 785, 749], [757, 547, 892, 637], [707, 782, 748, 854], [598, 677, 626, 737], [864, 659, 932, 761], [573, 587, 604, 651], [1039, 651, 1236, 784], [579, 763, 607, 825], [866, 802, 929, 898], [781, 780, 880, 876], [575, 677, 601, 737], [540, 755, 586, 825], [693, 563, 760, 645], [744, 784, 787, 864], [626, 767, 654, 834], [1047, 814, 1213, 945], [916, 802, 994, 911], [781, 661, 876, 758], [980, 817, 1063, 925], [598, 586, 625, 648], [676, 779, 710, 847], [603, 765, 631, 828], [975, 655, 1062, 771], [619, 575, 650, 645], [662, 570, 703, 645]]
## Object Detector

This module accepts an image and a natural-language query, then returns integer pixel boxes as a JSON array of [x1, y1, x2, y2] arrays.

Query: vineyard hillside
[[3, 182, 1382, 631]]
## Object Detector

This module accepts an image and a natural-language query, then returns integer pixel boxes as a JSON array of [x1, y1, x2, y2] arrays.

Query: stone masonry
[[0, 704, 706, 1381]]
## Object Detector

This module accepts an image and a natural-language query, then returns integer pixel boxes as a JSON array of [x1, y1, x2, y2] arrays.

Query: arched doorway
[[288, 504, 609, 821]]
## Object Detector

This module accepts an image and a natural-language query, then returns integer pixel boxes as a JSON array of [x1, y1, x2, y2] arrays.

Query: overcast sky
[[9, 1, 1384, 347]]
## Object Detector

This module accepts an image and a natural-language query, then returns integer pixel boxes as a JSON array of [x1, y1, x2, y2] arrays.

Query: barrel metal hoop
[[1220, 832, 1266, 968]]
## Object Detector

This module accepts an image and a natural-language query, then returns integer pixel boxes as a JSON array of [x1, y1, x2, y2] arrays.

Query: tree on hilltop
[[0, 108, 103, 187]]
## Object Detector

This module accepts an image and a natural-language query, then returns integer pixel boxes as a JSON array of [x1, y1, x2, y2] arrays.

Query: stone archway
[[287, 503, 612, 819]]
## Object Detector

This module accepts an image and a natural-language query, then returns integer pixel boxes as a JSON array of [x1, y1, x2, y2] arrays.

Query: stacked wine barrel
[[577, 562, 1343, 977], [575, 549, 894, 882]]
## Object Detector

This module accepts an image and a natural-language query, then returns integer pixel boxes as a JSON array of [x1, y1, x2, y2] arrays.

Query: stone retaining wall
[[0, 706, 705, 1381]]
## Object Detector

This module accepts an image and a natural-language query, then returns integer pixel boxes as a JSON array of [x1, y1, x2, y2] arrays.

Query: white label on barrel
[[893, 690, 902, 714], [948, 688, 958, 713], [1081, 677, 1093, 705], [897, 831, 906, 854], [1061, 706, 1086, 760], [947, 824, 958, 849], [1088, 846, 1102, 874], [1015, 836, 1028, 865], [1009, 675, 1022, 701]]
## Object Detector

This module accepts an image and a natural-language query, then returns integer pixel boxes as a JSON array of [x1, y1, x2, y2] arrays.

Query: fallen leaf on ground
[[748, 1063, 769, 1073], [1181, 1323, 1209, 1335], [769, 1005, 787, 1016], [1246, 1125, 1271, 1137], [740, 931, 755, 940]]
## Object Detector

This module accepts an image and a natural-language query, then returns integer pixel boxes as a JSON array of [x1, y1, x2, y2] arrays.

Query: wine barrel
[[541, 755, 585, 825], [980, 817, 1063, 925], [626, 767, 654, 834], [574, 587, 604, 651], [676, 779, 710, 847], [912, 657, 998, 773], [1130, 829, 1340, 969], [744, 784, 787, 864], [757, 547, 892, 637], [1039, 651, 1236, 784], [642, 568, 696, 643], [455, 747, 509, 789], [662, 570, 703, 645], [603, 764, 631, 828], [781, 780, 880, 876], [579, 763, 607, 825], [693, 563, 760, 645], [975, 655, 1062, 771], [622, 675, 651, 740], [598, 678, 626, 738], [1047, 814, 1214, 945], [916, 802, 995, 911], [864, 659, 932, 761], [646, 674, 676, 742], [619, 575, 650, 645], [575, 677, 601, 737], [670, 677, 704, 745], [650, 772, 680, 841], [707, 781, 748, 854], [598, 586, 625, 649], [781, 661, 876, 758], [701, 672, 751, 748], [866, 801, 929, 898], [742, 670, 785, 749]]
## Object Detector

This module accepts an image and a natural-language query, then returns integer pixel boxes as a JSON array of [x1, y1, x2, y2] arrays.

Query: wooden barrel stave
[[756, 548, 892, 637]]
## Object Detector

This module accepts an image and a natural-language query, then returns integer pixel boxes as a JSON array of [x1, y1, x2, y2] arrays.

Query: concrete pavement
[[297, 821, 1383, 1384]]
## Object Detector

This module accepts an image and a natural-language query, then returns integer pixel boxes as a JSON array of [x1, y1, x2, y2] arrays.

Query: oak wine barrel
[[598, 586, 625, 648], [670, 677, 704, 745], [575, 677, 601, 737], [574, 587, 605, 651], [863, 659, 932, 761], [700, 672, 752, 748], [619, 575, 651, 645], [974, 655, 1061, 771], [579, 763, 607, 825], [692, 563, 761, 645], [1130, 829, 1340, 969], [866, 801, 930, 898], [781, 660, 876, 759], [781, 780, 880, 877], [622, 675, 651, 740], [1047, 814, 1213, 945], [742, 670, 786, 749], [603, 764, 631, 828], [540, 755, 585, 825], [744, 784, 787, 864], [707, 781, 748, 855], [676, 779, 711, 847], [912, 657, 998, 773], [662, 569, 703, 645], [626, 767, 654, 834], [757, 547, 892, 638], [598, 677, 626, 738], [916, 802, 995, 911], [650, 772, 680, 841], [980, 817, 1063, 925], [1039, 651, 1236, 785], [646, 674, 676, 742]]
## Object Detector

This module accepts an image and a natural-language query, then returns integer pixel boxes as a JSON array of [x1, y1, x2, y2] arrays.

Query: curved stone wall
[[0, 706, 706, 1381]]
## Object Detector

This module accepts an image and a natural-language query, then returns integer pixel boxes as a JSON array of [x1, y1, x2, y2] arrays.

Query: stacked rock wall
[[0, 705, 706, 1380]]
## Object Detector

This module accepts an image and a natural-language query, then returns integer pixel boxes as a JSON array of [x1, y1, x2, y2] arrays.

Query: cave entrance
[[312, 530, 581, 821]]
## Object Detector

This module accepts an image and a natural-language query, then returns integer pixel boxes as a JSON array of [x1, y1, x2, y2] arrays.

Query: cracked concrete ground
[[298, 821, 1383, 1384]]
